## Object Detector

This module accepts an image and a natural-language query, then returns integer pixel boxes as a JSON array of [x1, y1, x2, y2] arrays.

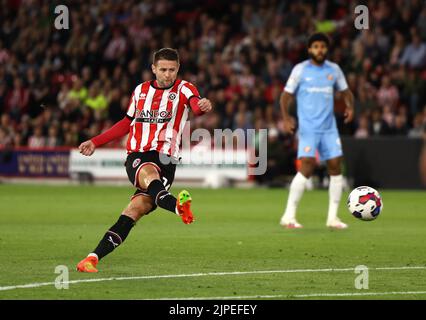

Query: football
[[347, 186, 383, 221]]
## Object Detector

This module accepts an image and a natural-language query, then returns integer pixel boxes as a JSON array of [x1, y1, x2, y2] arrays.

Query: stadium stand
[[0, 0, 425, 179]]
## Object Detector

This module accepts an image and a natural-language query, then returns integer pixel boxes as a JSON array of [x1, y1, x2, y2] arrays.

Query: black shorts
[[125, 151, 177, 204]]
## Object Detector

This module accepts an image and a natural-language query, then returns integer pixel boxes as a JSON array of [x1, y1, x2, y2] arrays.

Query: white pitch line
[[0, 265, 425, 292], [154, 291, 426, 300]]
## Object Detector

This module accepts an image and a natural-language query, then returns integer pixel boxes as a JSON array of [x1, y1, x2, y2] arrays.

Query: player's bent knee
[[123, 196, 154, 222], [122, 209, 143, 222], [137, 164, 161, 190]]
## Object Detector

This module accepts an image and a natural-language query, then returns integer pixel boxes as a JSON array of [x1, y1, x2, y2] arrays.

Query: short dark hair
[[307, 33, 330, 48], [153, 48, 179, 64]]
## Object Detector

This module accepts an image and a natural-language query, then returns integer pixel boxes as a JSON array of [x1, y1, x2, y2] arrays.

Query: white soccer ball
[[347, 186, 383, 221]]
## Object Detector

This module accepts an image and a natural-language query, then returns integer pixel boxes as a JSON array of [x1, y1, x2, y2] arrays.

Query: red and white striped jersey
[[125, 79, 200, 158]]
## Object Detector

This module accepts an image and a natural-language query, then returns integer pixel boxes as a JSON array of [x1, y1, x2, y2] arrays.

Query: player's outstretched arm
[[78, 116, 132, 156], [280, 91, 296, 134], [340, 89, 354, 123]]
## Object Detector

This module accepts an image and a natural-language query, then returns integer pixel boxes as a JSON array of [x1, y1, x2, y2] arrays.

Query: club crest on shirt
[[168, 92, 176, 101], [304, 146, 311, 153], [132, 158, 141, 168], [327, 74, 333, 81]]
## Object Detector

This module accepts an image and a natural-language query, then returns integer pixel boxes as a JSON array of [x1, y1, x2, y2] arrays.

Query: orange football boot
[[176, 190, 194, 224], [76, 255, 99, 273]]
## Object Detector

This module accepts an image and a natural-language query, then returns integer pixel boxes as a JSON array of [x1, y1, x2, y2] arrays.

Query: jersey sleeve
[[333, 64, 348, 92], [91, 116, 131, 147], [181, 82, 202, 113], [126, 91, 136, 119], [284, 63, 303, 94]]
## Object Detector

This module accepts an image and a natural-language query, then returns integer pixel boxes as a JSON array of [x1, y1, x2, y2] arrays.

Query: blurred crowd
[[0, 0, 426, 157]]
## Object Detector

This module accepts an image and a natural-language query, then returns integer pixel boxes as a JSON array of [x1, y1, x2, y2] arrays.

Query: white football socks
[[327, 174, 343, 223], [281, 172, 308, 223]]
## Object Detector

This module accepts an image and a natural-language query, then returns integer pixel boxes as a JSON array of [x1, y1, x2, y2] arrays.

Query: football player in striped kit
[[77, 48, 212, 272]]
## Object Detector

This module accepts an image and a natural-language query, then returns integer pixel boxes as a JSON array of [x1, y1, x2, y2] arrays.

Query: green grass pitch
[[0, 184, 425, 300]]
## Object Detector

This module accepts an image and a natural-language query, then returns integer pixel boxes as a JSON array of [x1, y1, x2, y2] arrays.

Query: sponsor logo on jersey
[[305, 86, 333, 94], [135, 110, 173, 123]]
